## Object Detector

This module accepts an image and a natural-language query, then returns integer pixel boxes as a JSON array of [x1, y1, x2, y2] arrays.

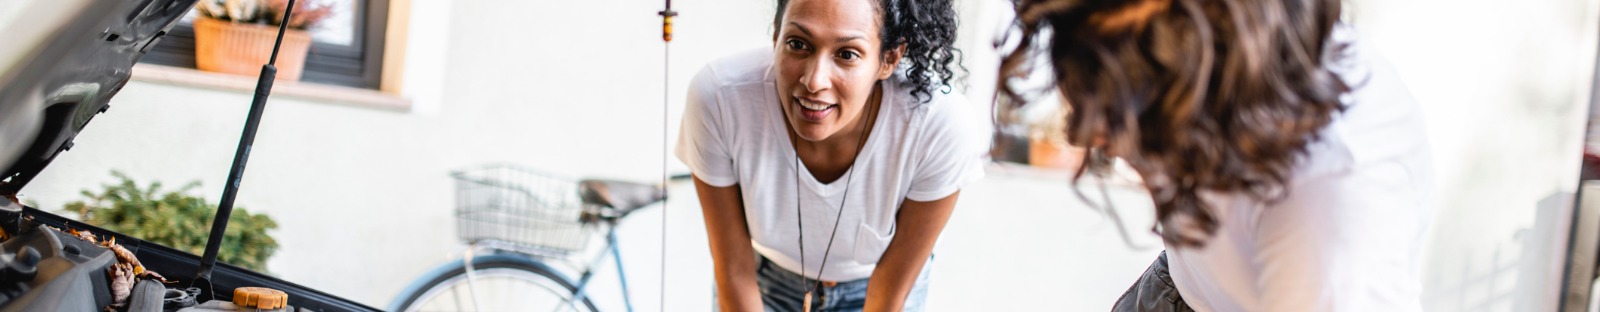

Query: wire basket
[[452, 164, 595, 257]]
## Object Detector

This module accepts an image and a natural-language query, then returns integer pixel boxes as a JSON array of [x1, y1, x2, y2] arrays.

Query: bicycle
[[387, 164, 673, 312]]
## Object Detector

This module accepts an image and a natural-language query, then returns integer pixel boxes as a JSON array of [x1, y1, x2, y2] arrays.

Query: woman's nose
[[800, 58, 832, 93]]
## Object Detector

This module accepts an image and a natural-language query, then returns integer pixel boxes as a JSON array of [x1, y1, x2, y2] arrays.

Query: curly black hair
[[774, 0, 964, 103]]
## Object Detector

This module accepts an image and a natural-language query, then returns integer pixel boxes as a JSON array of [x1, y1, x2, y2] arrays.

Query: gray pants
[[1112, 251, 1195, 312]]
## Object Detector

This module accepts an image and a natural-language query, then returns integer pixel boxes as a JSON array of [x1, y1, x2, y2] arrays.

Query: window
[[140, 0, 390, 89]]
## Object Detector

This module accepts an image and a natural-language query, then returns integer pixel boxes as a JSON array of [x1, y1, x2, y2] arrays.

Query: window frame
[[140, 0, 390, 90]]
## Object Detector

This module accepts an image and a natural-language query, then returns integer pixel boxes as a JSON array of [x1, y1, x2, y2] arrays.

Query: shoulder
[[1283, 23, 1430, 193], [890, 83, 992, 200], [914, 90, 979, 126], [687, 48, 779, 126], [1309, 23, 1432, 200], [904, 83, 987, 136], [892, 83, 992, 155], [693, 48, 774, 91]]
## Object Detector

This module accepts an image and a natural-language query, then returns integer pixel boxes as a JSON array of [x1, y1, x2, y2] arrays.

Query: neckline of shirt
[[767, 80, 896, 196]]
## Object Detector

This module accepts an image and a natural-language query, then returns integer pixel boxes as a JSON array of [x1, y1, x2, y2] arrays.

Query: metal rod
[[658, 2, 675, 311], [195, 0, 298, 289]]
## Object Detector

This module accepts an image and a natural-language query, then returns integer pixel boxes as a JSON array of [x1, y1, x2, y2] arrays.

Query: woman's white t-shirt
[[1166, 25, 1436, 312], [675, 49, 991, 282]]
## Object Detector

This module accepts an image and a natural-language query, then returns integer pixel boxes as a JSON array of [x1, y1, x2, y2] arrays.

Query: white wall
[[1348, 0, 1600, 310], [11, 0, 1600, 310]]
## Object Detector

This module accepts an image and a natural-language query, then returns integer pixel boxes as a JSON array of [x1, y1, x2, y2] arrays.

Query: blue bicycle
[[388, 164, 669, 312]]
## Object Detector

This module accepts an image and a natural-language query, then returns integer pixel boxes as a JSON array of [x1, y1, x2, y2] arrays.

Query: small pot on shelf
[[192, 15, 312, 81], [1028, 134, 1086, 171]]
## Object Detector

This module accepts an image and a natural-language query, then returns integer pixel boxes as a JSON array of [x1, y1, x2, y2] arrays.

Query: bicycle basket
[[452, 164, 596, 256]]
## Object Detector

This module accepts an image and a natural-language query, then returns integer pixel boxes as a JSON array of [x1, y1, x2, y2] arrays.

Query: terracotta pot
[[192, 16, 311, 81], [1029, 135, 1086, 171]]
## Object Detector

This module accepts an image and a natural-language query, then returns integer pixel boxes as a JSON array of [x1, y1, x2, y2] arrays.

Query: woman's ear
[[877, 44, 907, 80]]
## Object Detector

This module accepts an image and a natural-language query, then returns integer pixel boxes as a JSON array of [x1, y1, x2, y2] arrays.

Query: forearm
[[863, 192, 959, 312], [694, 177, 764, 311], [710, 252, 762, 311], [863, 243, 933, 312], [704, 212, 760, 311]]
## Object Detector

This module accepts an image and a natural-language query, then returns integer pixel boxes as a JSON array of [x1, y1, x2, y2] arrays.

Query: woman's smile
[[795, 97, 837, 122]]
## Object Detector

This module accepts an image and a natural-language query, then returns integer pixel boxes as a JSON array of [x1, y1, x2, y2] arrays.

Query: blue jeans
[[715, 254, 933, 312]]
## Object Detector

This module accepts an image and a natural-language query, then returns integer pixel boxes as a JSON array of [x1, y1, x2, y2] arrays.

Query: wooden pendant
[[804, 291, 813, 312]]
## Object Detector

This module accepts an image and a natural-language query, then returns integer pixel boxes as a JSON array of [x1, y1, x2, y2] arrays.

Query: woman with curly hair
[[676, 0, 987, 310], [1000, 0, 1433, 311]]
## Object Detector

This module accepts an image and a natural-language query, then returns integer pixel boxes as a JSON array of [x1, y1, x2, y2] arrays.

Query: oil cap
[[232, 287, 287, 310]]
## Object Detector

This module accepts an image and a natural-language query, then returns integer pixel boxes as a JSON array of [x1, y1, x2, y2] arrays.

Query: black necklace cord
[[793, 82, 882, 307]]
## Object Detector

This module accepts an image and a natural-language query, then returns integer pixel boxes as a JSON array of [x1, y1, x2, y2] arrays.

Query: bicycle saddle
[[578, 179, 665, 218]]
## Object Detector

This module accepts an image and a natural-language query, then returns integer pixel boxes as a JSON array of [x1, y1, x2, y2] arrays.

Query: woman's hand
[[694, 176, 764, 311], [864, 191, 960, 312]]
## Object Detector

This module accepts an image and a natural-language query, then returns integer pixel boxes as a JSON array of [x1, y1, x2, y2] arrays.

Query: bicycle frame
[[568, 220, 633, 312], [451, 219, 633, 312], [391, 169, 676, 312]]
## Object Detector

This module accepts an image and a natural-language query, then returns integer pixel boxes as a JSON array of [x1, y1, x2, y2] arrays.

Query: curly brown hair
[[999, 0, 1351, 247]]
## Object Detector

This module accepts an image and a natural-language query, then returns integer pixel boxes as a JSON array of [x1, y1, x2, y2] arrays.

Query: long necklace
[[792, 85, 880, 312]]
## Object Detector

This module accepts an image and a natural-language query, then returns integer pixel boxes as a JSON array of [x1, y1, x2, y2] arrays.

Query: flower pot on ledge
[[1029, 135, 1086, 171], [192, 16, 311, 81]]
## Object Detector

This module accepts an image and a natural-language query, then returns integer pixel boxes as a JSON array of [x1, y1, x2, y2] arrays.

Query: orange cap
[[233, 287, 289, 309]]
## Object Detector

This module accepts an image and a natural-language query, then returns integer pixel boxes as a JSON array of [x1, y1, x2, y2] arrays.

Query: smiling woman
[[675, 0, 990, 311]]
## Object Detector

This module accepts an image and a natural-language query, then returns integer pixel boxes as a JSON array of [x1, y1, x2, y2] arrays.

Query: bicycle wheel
[[390, 254, 598, 312]]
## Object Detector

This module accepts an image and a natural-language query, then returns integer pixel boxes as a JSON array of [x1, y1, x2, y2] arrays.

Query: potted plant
[[1028, 106, 1087, 171], [193, 0, 334, 81]]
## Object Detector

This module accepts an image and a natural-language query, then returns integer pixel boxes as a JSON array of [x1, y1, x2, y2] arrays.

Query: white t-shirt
[[1166, 25, 1435, 312], [675, 48, 991, 282]]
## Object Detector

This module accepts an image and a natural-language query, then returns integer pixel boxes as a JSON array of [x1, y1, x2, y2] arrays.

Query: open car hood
[[0, 1, 378, 311], [0, 0, 191, 194]]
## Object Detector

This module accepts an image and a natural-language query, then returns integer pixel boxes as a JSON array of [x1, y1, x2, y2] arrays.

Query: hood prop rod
[[192, 0, 298, 301]]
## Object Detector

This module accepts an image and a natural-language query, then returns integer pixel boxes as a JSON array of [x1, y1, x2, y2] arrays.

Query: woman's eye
[[837, 51, 860, 61], [785, 40, 809, 51]]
